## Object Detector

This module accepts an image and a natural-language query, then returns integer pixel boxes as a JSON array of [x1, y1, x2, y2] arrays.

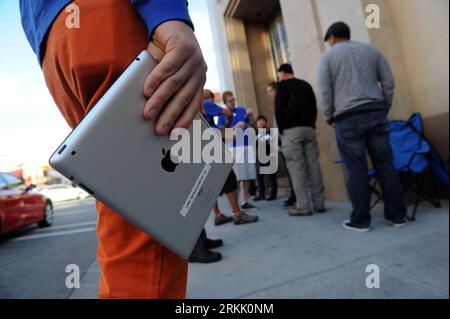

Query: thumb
[[147, 42, 165, 63]]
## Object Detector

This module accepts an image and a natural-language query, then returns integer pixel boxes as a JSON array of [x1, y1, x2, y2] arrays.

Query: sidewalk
[[70, 198, 449, 299]]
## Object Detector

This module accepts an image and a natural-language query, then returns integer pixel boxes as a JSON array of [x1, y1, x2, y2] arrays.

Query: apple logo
[[161, 148, 179, 173]]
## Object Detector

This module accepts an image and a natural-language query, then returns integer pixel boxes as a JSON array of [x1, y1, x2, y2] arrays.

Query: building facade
[[208, 0, 449, 200]]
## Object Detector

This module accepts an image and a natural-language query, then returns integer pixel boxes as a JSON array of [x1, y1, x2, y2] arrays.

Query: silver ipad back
[[49, 50, 233, 259]]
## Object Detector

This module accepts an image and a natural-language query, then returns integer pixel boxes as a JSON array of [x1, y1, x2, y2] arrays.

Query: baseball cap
[[277, 64, 294, 74]]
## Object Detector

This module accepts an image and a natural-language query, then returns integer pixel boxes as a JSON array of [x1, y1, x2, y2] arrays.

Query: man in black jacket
[[276, 64, 326, 216]]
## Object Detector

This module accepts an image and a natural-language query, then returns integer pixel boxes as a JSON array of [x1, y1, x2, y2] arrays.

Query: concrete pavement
[[0, 198, 98, 299], [70, 198, 449, 299]]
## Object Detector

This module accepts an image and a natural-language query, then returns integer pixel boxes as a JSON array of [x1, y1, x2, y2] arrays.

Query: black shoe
[[205, 238, 223, 250], [241, 203, 258, 212], [214, 214, 233, 226], [266, 196, 277, 201], [234, 212, 259, 225], [253, 196, 265, 202], [189, 249, 222, 263], [342, 220, 370, 232]]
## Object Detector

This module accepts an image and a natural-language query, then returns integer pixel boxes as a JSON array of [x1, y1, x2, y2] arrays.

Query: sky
[[0, 0, 221, 170]]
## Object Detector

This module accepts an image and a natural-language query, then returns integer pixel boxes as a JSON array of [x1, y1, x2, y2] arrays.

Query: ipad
[[49, 50, 233, 259]]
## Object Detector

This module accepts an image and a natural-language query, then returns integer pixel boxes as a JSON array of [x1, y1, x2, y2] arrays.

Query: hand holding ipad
[[49, 50, 233, 259]]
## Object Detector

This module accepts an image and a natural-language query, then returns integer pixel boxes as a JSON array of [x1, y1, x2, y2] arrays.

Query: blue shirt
[[217, 107, 249, 129], [203, 101, 224, 128], [217, 106, 251, 147], [19, 0, 193, 64]]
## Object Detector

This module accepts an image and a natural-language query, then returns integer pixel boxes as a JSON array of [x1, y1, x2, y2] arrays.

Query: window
[[269, 13, 291, 72], [0, 175, 7, 190], [1, 173, 25, 190]]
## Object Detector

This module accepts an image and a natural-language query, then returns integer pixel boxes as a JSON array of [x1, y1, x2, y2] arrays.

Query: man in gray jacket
[[318, 22, 407, 232]]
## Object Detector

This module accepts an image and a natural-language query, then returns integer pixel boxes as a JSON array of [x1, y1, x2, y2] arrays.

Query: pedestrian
[[219, 91, 259, 213], [266, 82, 296, 208], [21, 0, 206, 298], [203, 90, 259, 226], [318, 21, 407, 231], [254, 115, 278, 201], [276, 64, 326, 216]]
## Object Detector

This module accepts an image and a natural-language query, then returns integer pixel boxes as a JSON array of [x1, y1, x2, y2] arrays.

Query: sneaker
[[205, 238, 223, 250], [214, 214, 233, 226], [289, 208, 313, 217], [388, 218, 407, 228], [189, 249, 222, 263], [342, 220, 370, 232], [241, 202, 258, 212], [266, 196, 277, 201], [234, 212, 259, 225]]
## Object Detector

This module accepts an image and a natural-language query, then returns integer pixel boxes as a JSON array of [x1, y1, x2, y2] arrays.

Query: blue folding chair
[[389, 113, 443, 221]]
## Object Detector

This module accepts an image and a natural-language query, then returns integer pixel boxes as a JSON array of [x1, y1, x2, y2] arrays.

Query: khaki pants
[[282, 127, 326, 210]]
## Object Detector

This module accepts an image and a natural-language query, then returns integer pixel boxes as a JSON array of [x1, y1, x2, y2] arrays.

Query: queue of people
[[193, 21, 407, 264]]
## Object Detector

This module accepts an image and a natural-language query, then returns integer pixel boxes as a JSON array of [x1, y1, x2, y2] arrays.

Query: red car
[[0, 172, 53, 235]]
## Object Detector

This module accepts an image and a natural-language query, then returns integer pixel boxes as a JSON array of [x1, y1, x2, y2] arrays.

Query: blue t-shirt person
[[203, 101, 224, 129], [20, 0, 193, 64], [217, 107, 251, 147]]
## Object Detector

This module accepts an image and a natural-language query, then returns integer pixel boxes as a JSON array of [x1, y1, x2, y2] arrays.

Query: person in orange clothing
[[20, 0, 207, 298]]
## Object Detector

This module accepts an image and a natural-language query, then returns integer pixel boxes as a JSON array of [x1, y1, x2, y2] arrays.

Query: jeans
[[336, 111, 407, 226], [282, 127, 326, 210]]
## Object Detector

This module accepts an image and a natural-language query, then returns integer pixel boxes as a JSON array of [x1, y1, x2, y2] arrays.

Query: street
[[0, 198, 98, 299]]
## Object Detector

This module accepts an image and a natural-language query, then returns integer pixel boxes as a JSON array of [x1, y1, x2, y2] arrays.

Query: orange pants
[[42, 0, 188, 298]]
